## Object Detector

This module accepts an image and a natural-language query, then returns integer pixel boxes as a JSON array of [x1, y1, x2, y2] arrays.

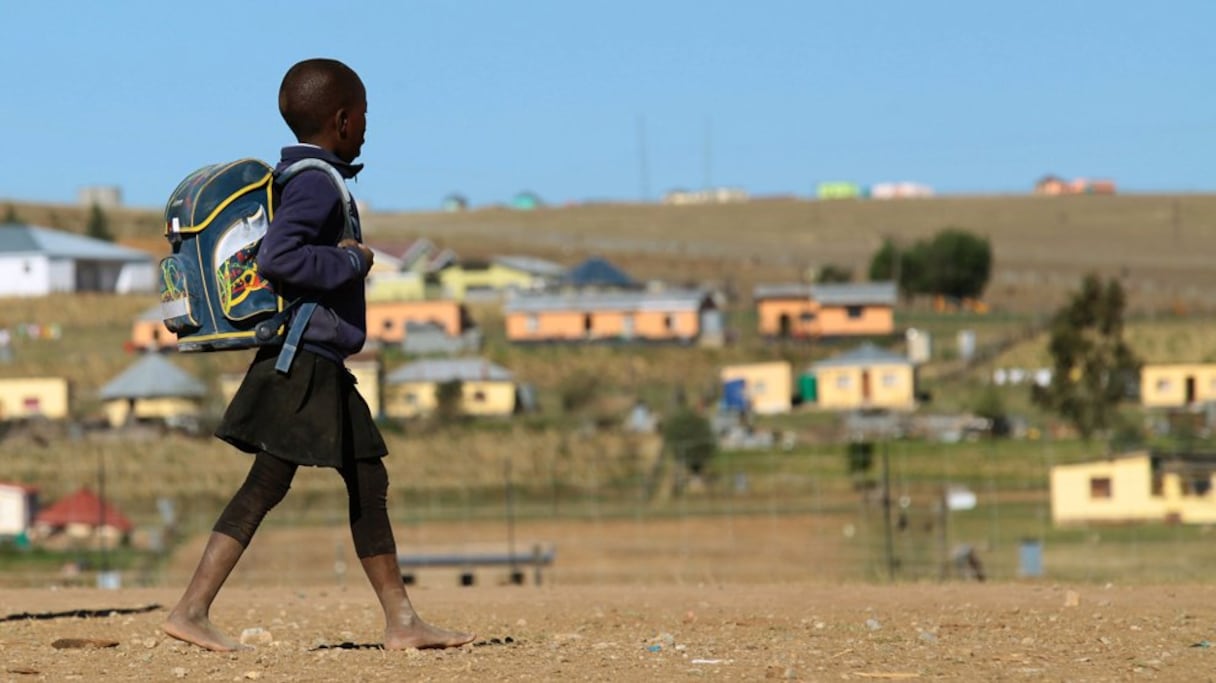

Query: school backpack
[[158, 158, 355, 369]]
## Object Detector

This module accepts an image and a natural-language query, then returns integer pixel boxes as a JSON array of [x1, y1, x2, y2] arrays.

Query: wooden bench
[[398, 543, 556, 587]]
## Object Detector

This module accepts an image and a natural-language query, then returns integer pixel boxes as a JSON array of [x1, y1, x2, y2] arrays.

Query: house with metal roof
[[754, 281, 897, 340], [503, 289, 722, 346], [98, 353, 206, 428], [802, 342, 915, 411], [0, 223, 155, 297], [383, 358, 516, 418], [437, 255, 566, 300], [366, 299, 475, 345], [1051, 450, 1216, 526]]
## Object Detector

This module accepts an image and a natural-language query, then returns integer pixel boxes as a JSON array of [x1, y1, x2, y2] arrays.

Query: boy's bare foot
[[384, 617, 476, 650], [163, 611, 251, 652]]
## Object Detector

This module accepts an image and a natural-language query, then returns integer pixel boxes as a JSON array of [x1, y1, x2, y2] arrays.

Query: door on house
[[861, 370, 872, 402], [1186, 376, 1197, 404], [778, 314, 791, 338]]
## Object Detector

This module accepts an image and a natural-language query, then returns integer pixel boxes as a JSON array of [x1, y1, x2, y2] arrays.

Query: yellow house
[[366, 271, 427, 302], [1141, 364, 1216, 408], [220, 354, 382, 417], [754, 282, 897, 339], [719, 362, 792, 415], [504, 289, 722, 346], [0, 377, 70, 420], [806, 343, 915, 411], [438, 256, 565, 300], [1051, 450, 1216, 525], [99, 354, 205, 428], [384, 358, 516, 419]]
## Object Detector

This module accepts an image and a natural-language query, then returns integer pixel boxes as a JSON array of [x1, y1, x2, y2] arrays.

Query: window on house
[[835, 375, 851, 389], [526, 314, 539, 333], [1156, 378, 1171, 391], [383, 319, 394, 330], [663, 315, 674, 331], [881, 372, 898, 387], [846, 305, 864, 319], [1151, 473, 1164, 497], [799, 312, 816, 322], [1183, 476, 1212, 497], [472, 390, 487, 402], [404, 393, 417, 405], [1089, 477, 1112, 499]]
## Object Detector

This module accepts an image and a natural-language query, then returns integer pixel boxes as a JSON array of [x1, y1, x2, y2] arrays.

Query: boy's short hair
[[278, 59, 365, 141]]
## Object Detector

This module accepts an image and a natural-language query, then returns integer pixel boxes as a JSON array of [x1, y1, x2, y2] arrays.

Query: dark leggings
[[213, 451, 397, 558]]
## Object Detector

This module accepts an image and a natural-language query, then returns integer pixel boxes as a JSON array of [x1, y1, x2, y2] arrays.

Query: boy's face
[[336, 85, 367, 163]]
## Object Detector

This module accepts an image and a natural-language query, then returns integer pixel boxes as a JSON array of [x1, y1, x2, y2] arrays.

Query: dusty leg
[[162, 532, 251, 652], [360, 553, 477, 650], [164, 452, 296, 652]]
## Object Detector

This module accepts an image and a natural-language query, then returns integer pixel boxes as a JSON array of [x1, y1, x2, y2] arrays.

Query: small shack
[[98, 353, 206, 428], [33, 487, 133, 544]]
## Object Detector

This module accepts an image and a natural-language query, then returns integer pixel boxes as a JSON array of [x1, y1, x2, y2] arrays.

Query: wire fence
[[1, 427, 1214, 589]]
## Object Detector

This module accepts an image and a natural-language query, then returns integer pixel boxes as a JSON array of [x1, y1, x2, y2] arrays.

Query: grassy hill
[[9, 192, 1216, 315]]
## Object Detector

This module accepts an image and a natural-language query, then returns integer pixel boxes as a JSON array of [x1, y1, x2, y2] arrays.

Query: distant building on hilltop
[[1034, 175, 1116, 196], [662, 187, 749, 205], [77, 185, 122, 208]]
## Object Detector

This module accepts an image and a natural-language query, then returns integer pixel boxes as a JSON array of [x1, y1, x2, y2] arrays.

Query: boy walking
[[163, 58, 475, 652]]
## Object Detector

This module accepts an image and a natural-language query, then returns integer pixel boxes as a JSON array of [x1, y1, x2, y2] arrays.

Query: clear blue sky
[[1, 1, 1212, 211]]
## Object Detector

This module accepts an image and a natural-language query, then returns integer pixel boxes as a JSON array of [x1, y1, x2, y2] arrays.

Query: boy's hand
[[339, 238, 374, 274]]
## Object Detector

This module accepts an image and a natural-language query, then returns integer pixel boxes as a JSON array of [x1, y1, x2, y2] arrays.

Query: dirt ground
[[4, 516, 1216, 682], [3, 581, 1216, 682]]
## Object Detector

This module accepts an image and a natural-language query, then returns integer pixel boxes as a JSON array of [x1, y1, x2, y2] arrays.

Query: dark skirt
[[215, 347, 387, 467]]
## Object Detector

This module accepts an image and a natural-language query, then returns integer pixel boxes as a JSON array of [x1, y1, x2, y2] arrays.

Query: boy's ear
[[337, 108, 349, 136]]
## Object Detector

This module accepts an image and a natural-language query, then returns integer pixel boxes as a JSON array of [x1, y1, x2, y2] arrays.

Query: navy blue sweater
[[256, 145, 369, 362]]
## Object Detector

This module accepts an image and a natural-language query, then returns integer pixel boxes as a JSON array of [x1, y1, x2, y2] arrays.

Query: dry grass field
[[11, 192, 1216, 316]]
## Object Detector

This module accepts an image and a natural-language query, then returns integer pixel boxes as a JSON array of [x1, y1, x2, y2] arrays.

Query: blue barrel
[[1018, 539, 1043, 578]]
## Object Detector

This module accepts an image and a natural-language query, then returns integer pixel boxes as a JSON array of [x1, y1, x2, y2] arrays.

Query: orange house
[[129, 304, 172, 351], [504, 290, 721, 345], [366, 300, 473, 344], [755, 282, 896, 339]]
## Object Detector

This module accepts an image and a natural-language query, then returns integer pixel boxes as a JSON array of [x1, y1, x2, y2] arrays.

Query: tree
[[1032, 274, 1140, 440], [814, 264, 854, 284], [86, 203, 113, 241], [867, 229, 991, 300], [868, 237, 927, 298], [661, 409, 717, 475], [922, 228, 992, 300]]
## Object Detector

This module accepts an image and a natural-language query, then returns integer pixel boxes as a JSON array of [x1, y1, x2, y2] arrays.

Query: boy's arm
[[256, 172, 369, 290]]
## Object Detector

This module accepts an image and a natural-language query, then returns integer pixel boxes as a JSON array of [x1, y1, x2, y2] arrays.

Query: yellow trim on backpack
[[165, 163, 273, 236]]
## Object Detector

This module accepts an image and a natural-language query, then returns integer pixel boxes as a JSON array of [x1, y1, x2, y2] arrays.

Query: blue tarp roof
[[563, 256, 636, 288]]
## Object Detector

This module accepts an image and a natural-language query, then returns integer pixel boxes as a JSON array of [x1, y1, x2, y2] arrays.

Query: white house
[[0, 223, 155, 297], [0, 482, 37, 537]]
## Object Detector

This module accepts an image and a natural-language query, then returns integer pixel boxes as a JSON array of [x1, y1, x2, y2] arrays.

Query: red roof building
[[34, 488, 133, 534]]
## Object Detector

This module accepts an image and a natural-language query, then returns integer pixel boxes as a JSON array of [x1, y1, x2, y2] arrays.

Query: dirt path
[[1, 582, 1213, 681]]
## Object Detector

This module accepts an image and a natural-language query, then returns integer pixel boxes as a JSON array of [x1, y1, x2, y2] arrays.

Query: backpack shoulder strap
[[275, 159, 358, 241], [268, 159, 359, 374]]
